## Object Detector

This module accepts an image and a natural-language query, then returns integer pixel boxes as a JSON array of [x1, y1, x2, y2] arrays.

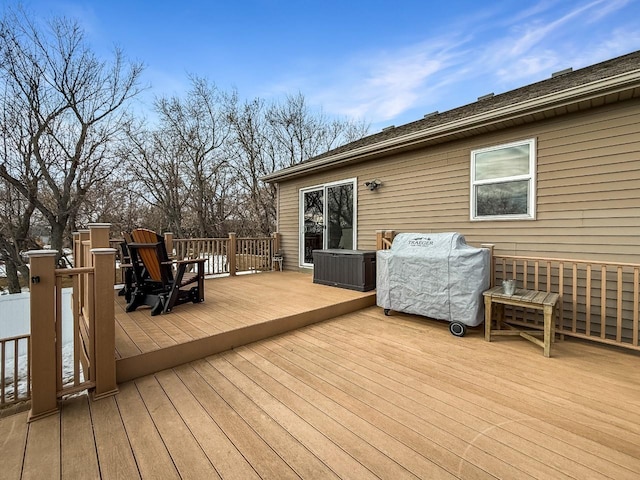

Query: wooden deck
[[3, 306, 640, 479], [115, 271, 376, 381]]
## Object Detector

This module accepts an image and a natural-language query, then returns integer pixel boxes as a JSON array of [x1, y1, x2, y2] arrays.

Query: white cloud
[[305, 37, 470, 122], [266, 0, 639, 127]]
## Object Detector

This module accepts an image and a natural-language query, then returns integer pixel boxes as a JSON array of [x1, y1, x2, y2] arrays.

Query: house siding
[[277, 99, 640, 269]]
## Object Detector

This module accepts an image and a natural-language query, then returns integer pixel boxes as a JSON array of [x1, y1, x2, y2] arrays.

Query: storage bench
[[312, 249, 376, 292]]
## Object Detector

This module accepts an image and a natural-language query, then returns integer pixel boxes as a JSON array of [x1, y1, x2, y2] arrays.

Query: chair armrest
[[127, 241, 162, 249], [162, 258, 207, 266], [175, 258, 207, 265]]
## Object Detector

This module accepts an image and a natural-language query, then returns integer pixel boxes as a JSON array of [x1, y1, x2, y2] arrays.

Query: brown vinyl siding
[[277, 99, 640, 269]]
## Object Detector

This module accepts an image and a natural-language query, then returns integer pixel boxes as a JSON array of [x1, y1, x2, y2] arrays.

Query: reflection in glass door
[[327, 183, 354, 249], [300, 180, 356, 266], [303, 189, 324, 264]]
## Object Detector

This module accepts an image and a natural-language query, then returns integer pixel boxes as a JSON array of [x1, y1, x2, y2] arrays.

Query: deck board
[[191, 359, 341, 479], [21, 413, 59, 480], [61, 395, 100, 479], [0, 411, 29, 479], [134, 376, 220, 479], [153, 368, 261, 480], [174, 363, 300, 479], [115, 381, 181, 479], [90, 395, 140, 480], [4, 304, 640, 479]]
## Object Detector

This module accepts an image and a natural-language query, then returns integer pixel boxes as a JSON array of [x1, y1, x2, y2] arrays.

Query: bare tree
[[155, 77, 233, 237], [266, 92, 369, 168], [227, 93, 370, 235], [124, 127, 189, 236], [226, 98, 277, 235], [0, 179, 38, 292], [0, 9, 144, 259], [125, 77, 235, 237]]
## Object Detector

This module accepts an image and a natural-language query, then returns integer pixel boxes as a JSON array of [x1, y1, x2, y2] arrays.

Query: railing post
[[272, 232, 281, 253], [88, 223, 111, 249], [91, 247, 119, 400], [482, 244, 496, 288], [78, 229, 90, 267], [164, 232, 174, 258], [376, 230, 385, 250], [228, 232, 237, 276], [72, 232, 80, 267], [26, 250, 59, 422], [77, 229, 90, 319]]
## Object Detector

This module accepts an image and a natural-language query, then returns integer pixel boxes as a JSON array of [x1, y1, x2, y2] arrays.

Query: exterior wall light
[[365, 179, 382, 191]]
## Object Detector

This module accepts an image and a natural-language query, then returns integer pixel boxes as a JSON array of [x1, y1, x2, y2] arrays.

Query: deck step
[[116, 293, 375, 382]]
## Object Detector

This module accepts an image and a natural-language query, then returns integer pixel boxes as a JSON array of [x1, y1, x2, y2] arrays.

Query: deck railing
[[0, 334, 31, 406], [26, 224, 117, 422], [494, 254, 640, 351], [167, 232, 281, 276]]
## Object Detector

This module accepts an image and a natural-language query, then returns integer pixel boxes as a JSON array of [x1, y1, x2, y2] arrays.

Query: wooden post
[[91, 247, 118, 399], [72, 232, 80, 267], [77, 230, 90, 267], [77, 229, 90, 318], [376, 230, 396, 250], [164, 232, 174, 258], [88, 223, 111, 249], [27, 250, 59, 422], [481, 244, 496, 288], [271, 232, 281, 253], [228, 232, 237, 276]]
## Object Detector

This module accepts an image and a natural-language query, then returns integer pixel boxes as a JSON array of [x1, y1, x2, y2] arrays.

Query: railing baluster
[[14, 340, 19, 401], [617, 266, 623, 343], [26, 336, 31, 399], [73, 273, 80, 386], [600, 265, 606, 339], [558, 262, 564, 336], [634, 267, 639, 347], [586, 264, 592, 336], [1, 340, 5, 404], [572, 263, 578, 333], [56, 275, 63, 393]]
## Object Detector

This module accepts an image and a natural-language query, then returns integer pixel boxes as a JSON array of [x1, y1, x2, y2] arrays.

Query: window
[[470, 138, 536, 220]]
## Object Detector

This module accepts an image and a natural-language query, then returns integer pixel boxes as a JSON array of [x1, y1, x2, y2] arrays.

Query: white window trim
[[298, 177, 358, 268], [470, 138, 537, 221]]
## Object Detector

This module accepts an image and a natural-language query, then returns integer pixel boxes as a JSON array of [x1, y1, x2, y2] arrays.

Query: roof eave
[[261, 69, 640, 183]]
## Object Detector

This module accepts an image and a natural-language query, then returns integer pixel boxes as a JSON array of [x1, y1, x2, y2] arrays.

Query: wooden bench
[[483, 286, 559, 357]]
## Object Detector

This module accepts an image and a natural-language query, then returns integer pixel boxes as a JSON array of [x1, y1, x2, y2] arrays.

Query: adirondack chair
[[125, 229, 206, 316]]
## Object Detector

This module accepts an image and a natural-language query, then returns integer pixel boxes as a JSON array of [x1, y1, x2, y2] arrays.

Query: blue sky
[[6, 0, 640, 131]]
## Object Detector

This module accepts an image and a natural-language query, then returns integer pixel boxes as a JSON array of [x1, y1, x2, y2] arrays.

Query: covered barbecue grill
[[377, 232, 490, 336]]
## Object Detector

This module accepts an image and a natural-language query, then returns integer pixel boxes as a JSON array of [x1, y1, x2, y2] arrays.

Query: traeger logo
[[408, 236, 434, 247]]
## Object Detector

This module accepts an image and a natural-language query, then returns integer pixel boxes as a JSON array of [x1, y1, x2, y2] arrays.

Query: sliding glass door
[[300, 179, 356, 266]]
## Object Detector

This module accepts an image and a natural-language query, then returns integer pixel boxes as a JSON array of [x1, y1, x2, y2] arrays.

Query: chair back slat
[[131, 229, 165, 282]]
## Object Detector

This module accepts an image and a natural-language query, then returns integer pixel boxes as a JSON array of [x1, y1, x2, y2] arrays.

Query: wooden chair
[[125, 228, 206, 316]]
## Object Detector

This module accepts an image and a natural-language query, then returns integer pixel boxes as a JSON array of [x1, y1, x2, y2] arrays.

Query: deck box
[[312, 249, 376, 291]]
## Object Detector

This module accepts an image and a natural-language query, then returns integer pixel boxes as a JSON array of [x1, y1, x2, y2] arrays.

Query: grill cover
[[377, 232, 490, 327]]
